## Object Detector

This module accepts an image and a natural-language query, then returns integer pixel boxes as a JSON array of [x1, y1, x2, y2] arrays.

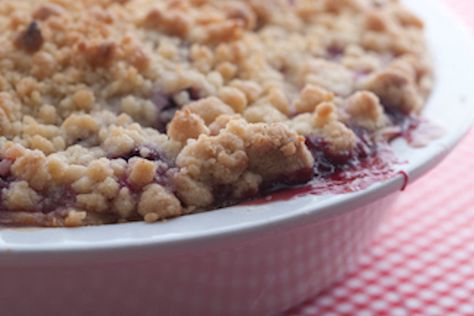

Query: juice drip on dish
[[242, 109, 441, 205], [244, 135, 399, 205]]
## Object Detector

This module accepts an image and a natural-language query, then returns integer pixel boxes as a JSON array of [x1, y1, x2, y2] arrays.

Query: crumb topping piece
[[14, 21, 44, 54]]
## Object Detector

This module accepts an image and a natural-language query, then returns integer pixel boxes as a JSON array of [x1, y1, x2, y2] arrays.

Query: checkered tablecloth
[[286, 1, 474, 315]]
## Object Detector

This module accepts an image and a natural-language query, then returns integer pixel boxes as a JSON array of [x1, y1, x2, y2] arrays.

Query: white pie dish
[[1, 1, 474, 315]]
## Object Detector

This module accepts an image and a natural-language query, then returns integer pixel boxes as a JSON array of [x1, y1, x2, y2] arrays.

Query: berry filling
[[115, 145, 177, 194], [39, 188, 76, 214], [117, 145, 166, 162], [151, 91, 180, 133], [0, 160, 12, 212], [384, 106, 421, 138], [151, 87, 203, 133], [326, 44, 345, 61], [0, 159, 12, 189]]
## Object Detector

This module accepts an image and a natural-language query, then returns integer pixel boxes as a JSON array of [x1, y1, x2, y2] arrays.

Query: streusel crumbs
[[0, 0, 432, 226]]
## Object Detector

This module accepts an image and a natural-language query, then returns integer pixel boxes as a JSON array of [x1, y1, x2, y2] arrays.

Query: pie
[[0, 0, 433, 226]]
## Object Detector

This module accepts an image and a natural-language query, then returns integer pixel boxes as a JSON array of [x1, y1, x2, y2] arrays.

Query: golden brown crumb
[[345, 91, 389, 130], [168, 109, 210, 143], [185, 97, 235, 125]]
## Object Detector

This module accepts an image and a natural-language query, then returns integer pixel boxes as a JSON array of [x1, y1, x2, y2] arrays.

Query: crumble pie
[[0, 0, 433, 226]]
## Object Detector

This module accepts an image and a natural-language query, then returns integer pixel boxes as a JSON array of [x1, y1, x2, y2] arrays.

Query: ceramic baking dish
[[0, 1, 473, 315]]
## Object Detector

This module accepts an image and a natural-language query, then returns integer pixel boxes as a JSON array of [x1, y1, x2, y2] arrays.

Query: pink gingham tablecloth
[[286, 1, 474, 315]]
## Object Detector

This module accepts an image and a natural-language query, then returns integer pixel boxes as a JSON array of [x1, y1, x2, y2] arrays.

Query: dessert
[[0, 0, 433, 226]]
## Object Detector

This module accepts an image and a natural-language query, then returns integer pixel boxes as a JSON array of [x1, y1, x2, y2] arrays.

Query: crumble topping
[[0, 0, 432, 226]]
